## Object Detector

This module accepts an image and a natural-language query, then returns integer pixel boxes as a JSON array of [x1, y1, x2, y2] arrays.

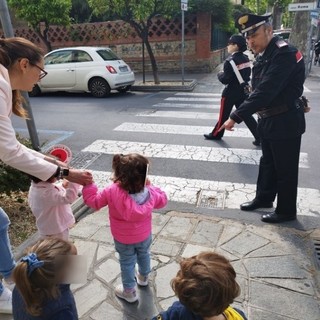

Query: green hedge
[[0, 135, 34, 195]]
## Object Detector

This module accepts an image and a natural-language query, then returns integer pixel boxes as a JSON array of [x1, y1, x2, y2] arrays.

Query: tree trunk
[[35, 23, 52, 53], [130, 22, 160, 85], [272, 1, 282, 30], [289, 4, 310, 57], [144, 37, 160, 84]]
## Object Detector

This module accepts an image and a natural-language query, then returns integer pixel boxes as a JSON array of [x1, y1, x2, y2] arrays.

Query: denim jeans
[[0, 208, 16, 296], [114, 234, 152, 289]]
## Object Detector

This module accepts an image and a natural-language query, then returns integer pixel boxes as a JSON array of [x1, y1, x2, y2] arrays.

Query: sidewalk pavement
[[65, 209, 320, 319], [4, 207, 320, 320]]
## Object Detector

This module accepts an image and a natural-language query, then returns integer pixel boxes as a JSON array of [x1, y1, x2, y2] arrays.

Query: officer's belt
[[256, 105, 289, 119]]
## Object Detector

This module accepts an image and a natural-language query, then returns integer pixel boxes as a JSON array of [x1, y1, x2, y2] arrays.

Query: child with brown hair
[[12, 238, 79, 319], [28, 173, 81, 241], [152, 251, 247, 320], [83, 153, 167, 303]]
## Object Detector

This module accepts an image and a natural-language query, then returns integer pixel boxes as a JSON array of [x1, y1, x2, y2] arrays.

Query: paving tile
[[221, 230, 270, 257], [96, 244, 115, 262], [181, 243, 213, 258], [90, 301, 123, 320], [73, 279, 108, 318], [90, 226, 114, 244], [70, 221, 100, 239], [244, 256, 307, 279], [154, 262, 179, 298], [95, 258, 120, 284], [151, 238, 183, 256], [249, 280, 320, 320], [159, 216, 194, 241], [190, 220, 223, 246]]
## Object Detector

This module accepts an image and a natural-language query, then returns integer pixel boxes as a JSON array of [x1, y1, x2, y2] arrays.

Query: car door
[[40, 50, 76, 89]]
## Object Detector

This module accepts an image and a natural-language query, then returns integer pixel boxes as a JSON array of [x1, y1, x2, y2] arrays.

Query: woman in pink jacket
[[0, 37, 92, 314], [83, 153, 167, 303]]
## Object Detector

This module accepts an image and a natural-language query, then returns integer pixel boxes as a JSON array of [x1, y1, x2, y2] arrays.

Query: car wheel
[[28, 84, 41, 97], [116, 85, 132, 93], [89, 78, 111, 98]]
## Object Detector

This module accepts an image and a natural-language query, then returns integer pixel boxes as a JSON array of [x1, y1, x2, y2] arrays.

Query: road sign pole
[[181, 9, 185, 85]]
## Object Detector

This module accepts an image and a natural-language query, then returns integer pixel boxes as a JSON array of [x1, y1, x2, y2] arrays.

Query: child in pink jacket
[[82, 153, 167, 303], [28, 175, 81, 241]]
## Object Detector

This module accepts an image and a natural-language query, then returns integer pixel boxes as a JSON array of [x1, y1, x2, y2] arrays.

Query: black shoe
[[240, 198, 273, 211], [204, 133, 221, 140], [252, 140, 261, 146], [261, 212, 296, 223]]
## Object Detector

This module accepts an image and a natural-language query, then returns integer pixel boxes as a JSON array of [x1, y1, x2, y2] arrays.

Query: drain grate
[[70, 152, 101, 169], [313, 238, 320, 269], [196, 189, 226, 209]]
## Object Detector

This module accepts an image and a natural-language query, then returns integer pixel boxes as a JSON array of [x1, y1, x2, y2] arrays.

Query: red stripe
[[296, 51, 303, 63], [212, 97, 226, 136]]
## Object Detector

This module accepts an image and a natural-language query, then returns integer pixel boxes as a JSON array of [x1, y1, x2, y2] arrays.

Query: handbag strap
[[229, 59, 245, 84]]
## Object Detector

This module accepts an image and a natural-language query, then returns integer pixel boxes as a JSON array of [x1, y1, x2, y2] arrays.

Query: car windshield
[[96, 49, 120, 61]]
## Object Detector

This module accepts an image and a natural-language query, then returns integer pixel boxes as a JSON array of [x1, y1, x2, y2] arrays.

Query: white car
[[29, 46, 135, 98]]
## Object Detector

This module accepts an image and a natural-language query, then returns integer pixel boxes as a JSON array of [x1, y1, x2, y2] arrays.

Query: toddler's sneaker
[[115, 285, 138, 303], [136, 271, 149, 286], [0, 286, 12, 314]]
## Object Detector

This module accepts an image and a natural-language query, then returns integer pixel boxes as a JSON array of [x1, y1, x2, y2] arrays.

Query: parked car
[[273, 29, 291, 41], [29, 46, 135, 98]]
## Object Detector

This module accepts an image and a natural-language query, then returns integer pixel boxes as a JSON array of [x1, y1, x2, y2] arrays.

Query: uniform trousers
[[212, 96, 259, 140], [256, 136, 302, 216]]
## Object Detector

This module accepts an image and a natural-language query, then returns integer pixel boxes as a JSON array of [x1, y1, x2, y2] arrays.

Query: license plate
[[119, 66, 128, 72]]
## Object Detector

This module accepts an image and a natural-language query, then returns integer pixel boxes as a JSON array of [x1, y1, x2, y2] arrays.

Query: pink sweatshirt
[[82, 183, 168, 244], [28, 181, 81, 235]]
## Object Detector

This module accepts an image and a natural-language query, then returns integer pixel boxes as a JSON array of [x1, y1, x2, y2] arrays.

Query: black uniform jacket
[[218, 51, 251, 98], [230, 36, 306, 140]]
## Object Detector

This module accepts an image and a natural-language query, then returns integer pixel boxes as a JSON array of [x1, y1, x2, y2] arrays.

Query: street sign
[[310, 10, 319, 18], [181, 0, 188, 11], [288, 2, 316, 11], [181, 3, 188, 11]]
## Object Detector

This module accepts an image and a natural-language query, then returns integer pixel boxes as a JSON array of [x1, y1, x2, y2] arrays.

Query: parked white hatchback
[[29, 46, 135, 98]]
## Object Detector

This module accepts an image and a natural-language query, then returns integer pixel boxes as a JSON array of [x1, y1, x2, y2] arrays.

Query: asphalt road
[[11, 72, 320, 230]]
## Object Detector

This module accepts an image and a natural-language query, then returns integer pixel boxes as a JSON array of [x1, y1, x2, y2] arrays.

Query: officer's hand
[[219, 118, 235, 132]]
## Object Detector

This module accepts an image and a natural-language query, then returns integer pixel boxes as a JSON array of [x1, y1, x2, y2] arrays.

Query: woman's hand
[[67, 169, 93, 186]]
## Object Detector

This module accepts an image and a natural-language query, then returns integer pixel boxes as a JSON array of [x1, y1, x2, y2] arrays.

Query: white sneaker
[[135, 271, 149, 286], [0, 287, 12, 314], [115, 285, 138, 303]]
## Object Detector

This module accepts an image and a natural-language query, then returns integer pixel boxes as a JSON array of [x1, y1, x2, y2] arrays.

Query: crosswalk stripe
[[114, 122, 253, 137], [174, 93, 221, 97], [82, 139, 309, 168], [136, 111, 218, 120], [153, 103, 220, 109], [89, 170, 319, 218], [166, 97, 221, 102]]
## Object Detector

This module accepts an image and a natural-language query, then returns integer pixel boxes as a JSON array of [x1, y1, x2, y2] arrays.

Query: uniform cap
[[228, 34, 247, 52], [236, 13, 272, 37]]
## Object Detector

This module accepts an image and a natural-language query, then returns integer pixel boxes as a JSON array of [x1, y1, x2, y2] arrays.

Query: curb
[[131, 79, 197, 92]]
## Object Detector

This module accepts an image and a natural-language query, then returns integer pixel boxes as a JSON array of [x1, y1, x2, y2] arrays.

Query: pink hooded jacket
[[82, 183, 167, 244]]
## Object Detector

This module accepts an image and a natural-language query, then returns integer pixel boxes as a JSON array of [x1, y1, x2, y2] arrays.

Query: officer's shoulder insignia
[[275, 40, 288, 48], [156, 315, 163, 320]]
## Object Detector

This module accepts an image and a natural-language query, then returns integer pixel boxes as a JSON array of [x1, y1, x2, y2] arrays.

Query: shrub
[[0, 134, 33, 195]]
